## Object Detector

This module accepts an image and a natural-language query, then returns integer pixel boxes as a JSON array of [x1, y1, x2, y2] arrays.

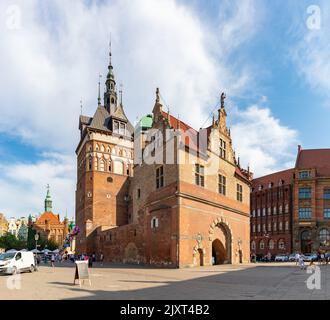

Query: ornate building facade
[[292, 147, 330, 253], [250, 146, 330, 257], [75, 49, 252, 267], [32, 186, 69, 246]]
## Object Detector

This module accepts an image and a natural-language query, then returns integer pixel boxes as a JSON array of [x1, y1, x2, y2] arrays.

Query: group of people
[[33, 251, 105, 269], [295, 251, 329, 270]]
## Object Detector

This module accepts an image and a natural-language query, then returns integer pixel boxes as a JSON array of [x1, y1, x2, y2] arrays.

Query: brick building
[[251, 146, 330, 257], [292, 147, 330, 253], [250, 169, 293, 258], [75, 48, 252, 267], [32, 186, 69, 246]]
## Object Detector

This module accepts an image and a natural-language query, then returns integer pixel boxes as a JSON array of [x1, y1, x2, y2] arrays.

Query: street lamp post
[[34, 233, 39, 270]]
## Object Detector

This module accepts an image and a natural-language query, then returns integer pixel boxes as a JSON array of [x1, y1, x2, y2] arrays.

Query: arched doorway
[[301, 230, 312, 254], [209, 220, 232, 265], [212, 239, 226, 264], [197, 249, 204, 266]]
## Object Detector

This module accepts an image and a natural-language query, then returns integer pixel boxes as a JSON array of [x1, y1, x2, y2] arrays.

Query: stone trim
[[177, 191, 250, 218]]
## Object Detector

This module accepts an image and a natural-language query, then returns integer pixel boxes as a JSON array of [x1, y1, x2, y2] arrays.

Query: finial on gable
[[156, 88, 160, 104]]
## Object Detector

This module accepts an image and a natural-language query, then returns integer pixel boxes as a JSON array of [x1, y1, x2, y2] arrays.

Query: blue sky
[[0, 0, 329, 218]]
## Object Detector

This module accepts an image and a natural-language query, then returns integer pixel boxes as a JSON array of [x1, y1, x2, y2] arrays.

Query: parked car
[[275, 254, 289, 262], [288, 254, 297, 262], [302, 253, 318, 262], [0, 251, 36, 275]]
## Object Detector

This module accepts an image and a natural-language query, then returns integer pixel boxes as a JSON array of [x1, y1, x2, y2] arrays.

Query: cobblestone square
[[0, 262, 328, 300]]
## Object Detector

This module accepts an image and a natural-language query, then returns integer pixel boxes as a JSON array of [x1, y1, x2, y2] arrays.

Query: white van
[[0, 251, 36, 275]]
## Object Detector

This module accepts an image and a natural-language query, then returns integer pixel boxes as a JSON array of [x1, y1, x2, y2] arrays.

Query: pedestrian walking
[[51, 254, 55, 268], [295, 252, 299, 266], [88, 255, 93, 268], [298, 253, 306, 270], [100, 252, 104, 266]]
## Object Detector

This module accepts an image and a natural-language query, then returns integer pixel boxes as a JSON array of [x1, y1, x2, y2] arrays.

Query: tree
[[0, 233, 25, 251]]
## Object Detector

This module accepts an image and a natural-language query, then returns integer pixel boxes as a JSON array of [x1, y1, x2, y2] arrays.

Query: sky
[[0, 0, 329, 219]]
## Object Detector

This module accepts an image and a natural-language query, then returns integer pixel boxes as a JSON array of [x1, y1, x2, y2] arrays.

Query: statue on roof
[[221, 92, 226, 109]]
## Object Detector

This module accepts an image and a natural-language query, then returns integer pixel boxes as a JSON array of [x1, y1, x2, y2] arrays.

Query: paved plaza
[[0, 262, 329, 300]]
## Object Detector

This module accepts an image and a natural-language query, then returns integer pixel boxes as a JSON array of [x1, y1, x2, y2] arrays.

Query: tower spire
[[119, 83, 123, 105], [104, 35, 117, 113], [45, 184, 53, 213], [98, 74, 102, 106]]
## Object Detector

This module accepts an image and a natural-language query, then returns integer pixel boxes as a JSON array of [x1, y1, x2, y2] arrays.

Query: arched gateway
[[209, 217, 232, 265]]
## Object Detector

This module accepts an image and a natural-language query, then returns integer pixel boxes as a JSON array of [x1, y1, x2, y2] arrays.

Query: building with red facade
[[250, 169, 293, 259], [292, 147, 330, 253], [251, 146, 330, 258]]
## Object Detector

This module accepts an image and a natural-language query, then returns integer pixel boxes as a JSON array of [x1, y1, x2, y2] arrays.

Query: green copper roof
[[140, 114, 153, 129]]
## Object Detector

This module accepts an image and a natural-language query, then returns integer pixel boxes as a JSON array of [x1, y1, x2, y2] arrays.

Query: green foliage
[[27, 227, 37, 250], [0, 233, 25, 251], [1, 228, 60, 252]]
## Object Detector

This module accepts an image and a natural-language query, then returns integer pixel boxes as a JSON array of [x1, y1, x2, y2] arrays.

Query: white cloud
[[290, 1, 330, 101], [0, 153, 75, 219], [0, 0, 298, 217], [231, 105, 299, 177]]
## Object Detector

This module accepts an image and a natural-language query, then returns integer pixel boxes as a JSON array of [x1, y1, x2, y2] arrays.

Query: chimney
[[298, 145, 302, 153]]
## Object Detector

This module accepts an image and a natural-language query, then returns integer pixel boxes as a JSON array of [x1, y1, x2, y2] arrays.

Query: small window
[[299, 207, 312, 219], [120, 123, 126, 136], [113, 121, 119, 133], [219, 139, 226, 159], [324, 208, 330, 219], [151, 217, 159, 229], [218, 175, 226, 195], [324, 189, 330, 200], [278, 240, 285, 250], [156, 166, 164, 189], [260, 241, 265, 250], [137, 189, 141, 199], [236, 184, 243, 202], [299, 171, 311, 179], [195, 164, 205, 187], [299, 187, 311, 199]]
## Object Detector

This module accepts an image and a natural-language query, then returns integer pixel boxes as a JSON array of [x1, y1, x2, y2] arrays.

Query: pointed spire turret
[[44, 184, 52, 212], [104, 36, 117, 114], [98, 74, 102, 106]]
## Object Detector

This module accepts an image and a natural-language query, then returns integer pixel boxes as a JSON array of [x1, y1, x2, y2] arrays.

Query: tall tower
[[75, 42, 134, 254], [104, 41, 117, 114], [45, 184, 52, 212]]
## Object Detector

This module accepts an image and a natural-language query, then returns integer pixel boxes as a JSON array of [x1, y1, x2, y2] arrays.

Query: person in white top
[[298, 253, 306, 270]]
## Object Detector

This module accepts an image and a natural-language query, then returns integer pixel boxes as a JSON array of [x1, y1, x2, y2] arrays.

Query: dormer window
[[113, 120, 126, 136]]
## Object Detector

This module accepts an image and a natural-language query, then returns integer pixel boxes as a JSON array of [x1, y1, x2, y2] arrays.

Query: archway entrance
[[197, 249, 204, 266], [301, 230, 312, 254], [212, 239, 227, 265]]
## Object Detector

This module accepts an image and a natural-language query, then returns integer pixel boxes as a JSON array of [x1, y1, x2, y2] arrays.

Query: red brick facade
[[75, 57, 252, 267], [250, 169, 293, 258], [292, 148, 330, 253]]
